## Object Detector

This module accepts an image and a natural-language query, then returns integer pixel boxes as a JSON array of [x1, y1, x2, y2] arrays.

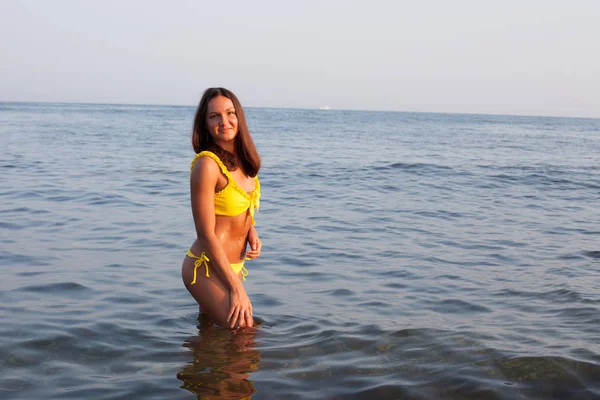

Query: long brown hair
[[192, 87, 260, 177]]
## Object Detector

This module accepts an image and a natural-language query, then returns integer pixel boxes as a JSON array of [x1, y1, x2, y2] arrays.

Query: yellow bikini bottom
[[186, 249, 248, 284]]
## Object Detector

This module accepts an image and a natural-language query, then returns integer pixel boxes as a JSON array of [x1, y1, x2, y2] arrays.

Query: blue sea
[[1, 102, 600, 399]]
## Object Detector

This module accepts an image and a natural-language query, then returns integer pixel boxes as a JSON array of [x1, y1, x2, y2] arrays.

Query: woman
[[182, 87, 261, 329]]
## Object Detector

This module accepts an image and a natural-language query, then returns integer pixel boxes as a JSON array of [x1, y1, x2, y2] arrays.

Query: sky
[[1, 0, 599, 118]]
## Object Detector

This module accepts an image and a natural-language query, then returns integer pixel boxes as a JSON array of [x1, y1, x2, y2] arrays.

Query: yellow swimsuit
[[187, 151, 260, 283]]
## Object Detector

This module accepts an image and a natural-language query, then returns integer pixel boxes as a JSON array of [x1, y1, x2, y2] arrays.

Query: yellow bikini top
[[190, 151, 260, 224]]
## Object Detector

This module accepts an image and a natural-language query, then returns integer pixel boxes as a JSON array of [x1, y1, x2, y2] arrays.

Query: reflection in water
[[177, 314, 262, 399]]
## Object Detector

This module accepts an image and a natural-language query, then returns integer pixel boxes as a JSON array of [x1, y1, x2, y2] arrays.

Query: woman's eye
[[228, 111, 236, 116]]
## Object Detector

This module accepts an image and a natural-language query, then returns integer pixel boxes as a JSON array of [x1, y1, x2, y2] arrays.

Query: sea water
[[1, 102, 600, 399]]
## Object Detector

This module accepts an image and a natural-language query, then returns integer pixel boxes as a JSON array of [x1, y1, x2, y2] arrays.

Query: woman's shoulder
[[190, 151, 228, 176]]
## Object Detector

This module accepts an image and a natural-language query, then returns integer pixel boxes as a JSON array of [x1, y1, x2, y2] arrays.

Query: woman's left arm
[[246, 225, 262, 259]]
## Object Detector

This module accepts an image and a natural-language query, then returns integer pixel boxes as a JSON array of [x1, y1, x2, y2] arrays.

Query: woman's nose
[[219, 115, 230, 126]]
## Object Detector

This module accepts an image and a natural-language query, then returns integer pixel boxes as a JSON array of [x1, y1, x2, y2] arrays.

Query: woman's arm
[[245, 225, 262, 259], [191, 157, 253, 328]]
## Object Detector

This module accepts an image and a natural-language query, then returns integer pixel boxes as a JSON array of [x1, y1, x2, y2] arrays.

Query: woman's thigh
[[182, 257, 234, 327]]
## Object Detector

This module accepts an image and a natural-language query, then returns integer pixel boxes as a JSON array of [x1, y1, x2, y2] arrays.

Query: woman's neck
[[213, 139, 235, 154], [209, 144, 240, 172]]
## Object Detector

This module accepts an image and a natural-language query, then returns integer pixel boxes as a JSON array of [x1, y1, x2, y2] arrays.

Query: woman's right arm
[[190, 157, 253, 328]]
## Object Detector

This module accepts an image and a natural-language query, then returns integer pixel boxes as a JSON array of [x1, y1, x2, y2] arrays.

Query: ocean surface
[[1, 101, 600, 399]]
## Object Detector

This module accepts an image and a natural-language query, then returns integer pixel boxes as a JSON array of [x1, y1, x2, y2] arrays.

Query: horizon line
[[1, 99, 598, 121]]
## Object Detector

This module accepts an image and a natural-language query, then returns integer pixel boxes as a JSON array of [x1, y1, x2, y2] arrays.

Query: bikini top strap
[[190, 151, 232, 179]]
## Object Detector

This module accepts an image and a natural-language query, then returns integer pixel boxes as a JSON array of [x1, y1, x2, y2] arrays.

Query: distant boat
[[319, 105, 331, 110]]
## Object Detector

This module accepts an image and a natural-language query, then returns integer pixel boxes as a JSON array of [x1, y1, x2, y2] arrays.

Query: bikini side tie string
[[187, 250, 210, 285]]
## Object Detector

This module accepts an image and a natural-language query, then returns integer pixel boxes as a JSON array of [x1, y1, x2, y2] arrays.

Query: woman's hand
[[228, 287, 254, 328], [246, 226, 262, 259]]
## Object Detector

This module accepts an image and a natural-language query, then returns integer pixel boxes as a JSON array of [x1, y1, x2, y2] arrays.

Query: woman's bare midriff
[[189, 212, 252, 264]]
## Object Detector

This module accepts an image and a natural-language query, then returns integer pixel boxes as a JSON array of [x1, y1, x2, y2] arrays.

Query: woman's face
[[206, 96, 238, 146]]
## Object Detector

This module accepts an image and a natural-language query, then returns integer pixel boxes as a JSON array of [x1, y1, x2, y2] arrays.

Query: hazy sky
[[1, 0, 599, 118]]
